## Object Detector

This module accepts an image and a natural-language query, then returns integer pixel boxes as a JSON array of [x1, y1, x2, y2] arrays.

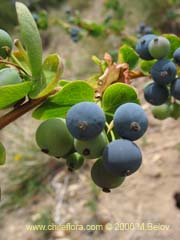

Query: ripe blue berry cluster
[[36, 101, 148, 192], [136, 34, 180, 116]]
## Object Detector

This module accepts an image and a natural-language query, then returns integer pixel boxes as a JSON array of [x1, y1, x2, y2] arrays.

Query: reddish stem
[[0, 88, 60, 130]]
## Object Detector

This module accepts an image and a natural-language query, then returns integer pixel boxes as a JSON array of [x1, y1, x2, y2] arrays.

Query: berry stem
[[0, 87, 61, 130], [105, 122, 115, 141], [129, 70, 145, 79]]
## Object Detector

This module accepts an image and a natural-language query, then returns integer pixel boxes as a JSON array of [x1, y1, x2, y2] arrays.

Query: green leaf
[[0, 142, 6, 165], [31, 54, 63, 99], [109, 19, 126, 32], [59, 80, 70, 87], [0, 81, 32, 109], [140, 59, 156, 74], [32, 102, 70, 120], [91, 56, 107, 73], [32, 81, 95, 119], [11, 40, 31, 76], [163, 34, 180, 59], [92, 55, 102, 65], [102, 83, 140, 114], [11, 51, 31, 76], [121, 36, 136, 49], [109, 49, 118, 62], [51, 80, 94, 105], [88, 22, 106, 37], [86, 73, 100, 88], [43, 54, 61, 84], [36, 10, 48, 30], [118, 45, 139, 69], [16, 2, 42, 79]]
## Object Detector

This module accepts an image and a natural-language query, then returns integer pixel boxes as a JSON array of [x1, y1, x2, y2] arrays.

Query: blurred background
[[0, 0, 180, 240]]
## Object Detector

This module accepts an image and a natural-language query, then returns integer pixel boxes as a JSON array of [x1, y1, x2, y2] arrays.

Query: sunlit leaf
[[32, 81, 95, 119], [118, 45, 139, 69], [0, 81, 32, 109], [102, 82, 140, 114], [32, 54, 63, 98]]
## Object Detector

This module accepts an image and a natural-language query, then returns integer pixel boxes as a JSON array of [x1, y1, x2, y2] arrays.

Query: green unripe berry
[[152, 104, 171, 120], [66, 152, 84, 171], [36, 118, 74, 158], [0, 68, 22, 86], [0, 29, 13, 58], [169, 103, 180, 119], [0, 142, 6, 165], [148, 36, 170, 59], [74, 132, 108, 159], [91, 158, 125, 192]]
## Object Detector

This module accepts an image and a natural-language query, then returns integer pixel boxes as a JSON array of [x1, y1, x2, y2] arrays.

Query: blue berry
[[32, 13, 39, 22], [136, 23, 153, 36], [103, 139, 142, 177], [114, 103, 148, 141], [70, 27, 80, 37], [70, 28, 80, 42], [144, 26, 153, 34], [173, 48, 180, 65], [151, 59, 176, 85], [171, 78, 180, 100], [144, 82, 169, 105], [65, 7, 72, 15], [136, 34, 156, 60], [66, 102, 106, 140], [71, 35, 79, 42]]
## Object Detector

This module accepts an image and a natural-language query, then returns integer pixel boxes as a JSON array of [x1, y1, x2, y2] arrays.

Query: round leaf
[[102, 83, 140, 114], [118, 45, 139, 70], [50, 80, 94, 105]]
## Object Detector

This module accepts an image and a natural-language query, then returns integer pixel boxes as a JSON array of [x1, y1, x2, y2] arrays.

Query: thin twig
[[129, 70, 145, 79], [0, 59, 28, 75], [0, 87, 61, 130]]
